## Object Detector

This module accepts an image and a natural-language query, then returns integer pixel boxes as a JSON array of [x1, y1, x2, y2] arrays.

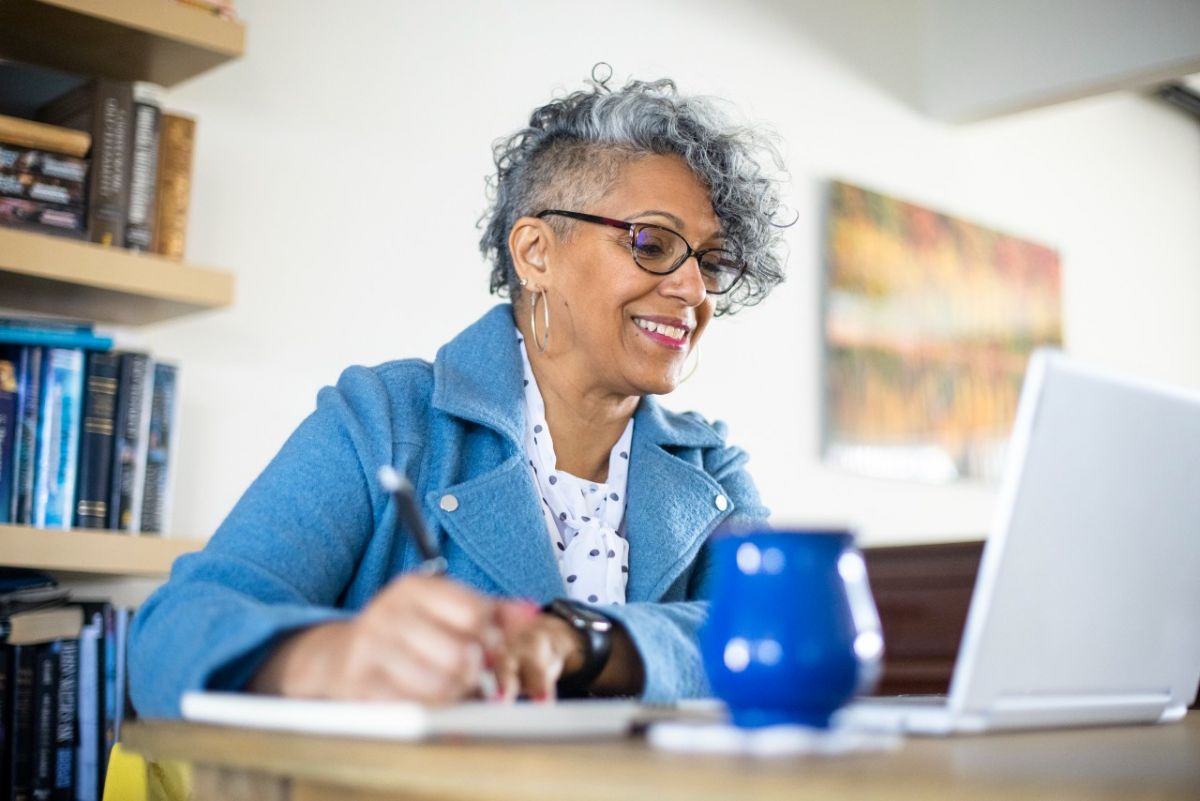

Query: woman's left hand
[[492, 611, 586, 702]]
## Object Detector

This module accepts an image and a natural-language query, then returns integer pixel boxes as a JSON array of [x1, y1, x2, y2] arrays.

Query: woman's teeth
[[635, 318, 687, 340]]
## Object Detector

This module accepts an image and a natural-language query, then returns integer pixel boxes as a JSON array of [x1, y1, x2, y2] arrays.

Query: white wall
[[141, 0, 1200, 547]]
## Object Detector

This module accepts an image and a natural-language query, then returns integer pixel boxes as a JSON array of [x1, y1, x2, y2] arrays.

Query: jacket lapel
[[623, 397, 732, 601], [428, 304, 734, 603], [428, 305, 562, 599], [426, 454, 565, 601]]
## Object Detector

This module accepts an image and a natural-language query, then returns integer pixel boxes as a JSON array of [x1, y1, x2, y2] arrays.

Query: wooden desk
[[124, 714, 1200, 801]]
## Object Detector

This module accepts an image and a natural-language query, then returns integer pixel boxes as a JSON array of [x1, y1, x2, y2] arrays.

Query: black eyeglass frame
[[534, 209, 746, 295]]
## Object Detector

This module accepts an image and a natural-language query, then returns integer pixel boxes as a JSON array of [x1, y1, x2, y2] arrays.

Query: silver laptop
[[841, 349, 1200, 735]]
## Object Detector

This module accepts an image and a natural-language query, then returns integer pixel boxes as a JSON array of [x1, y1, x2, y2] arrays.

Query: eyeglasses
[[535, 209, 746, 295]]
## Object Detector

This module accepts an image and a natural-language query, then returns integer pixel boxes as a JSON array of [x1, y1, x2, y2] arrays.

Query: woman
[[129, 68, 788, 717]]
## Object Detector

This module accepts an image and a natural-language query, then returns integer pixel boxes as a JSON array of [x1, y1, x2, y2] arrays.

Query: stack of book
[[0, 115, 90, 239], [0, 318, 179, 535], [1, 568, 134, 801], [31, 80, 197, 259]]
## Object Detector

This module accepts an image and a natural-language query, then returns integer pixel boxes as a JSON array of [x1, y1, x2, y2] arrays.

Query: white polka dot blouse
[[518, 338, 631, 606]]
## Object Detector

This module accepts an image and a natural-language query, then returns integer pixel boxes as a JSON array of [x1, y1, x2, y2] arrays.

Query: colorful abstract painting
[[822, 181, 1063, 482]]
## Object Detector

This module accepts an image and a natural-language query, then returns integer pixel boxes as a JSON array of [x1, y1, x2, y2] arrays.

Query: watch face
[[554, 599, 612, 632]]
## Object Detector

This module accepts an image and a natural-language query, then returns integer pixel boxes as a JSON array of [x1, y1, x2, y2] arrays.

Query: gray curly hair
[[478, 66, 791, 316]]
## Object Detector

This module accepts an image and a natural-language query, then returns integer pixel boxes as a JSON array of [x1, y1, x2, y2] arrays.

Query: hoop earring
[[679, 344, 701, 383], [529, 287, 550, 353]]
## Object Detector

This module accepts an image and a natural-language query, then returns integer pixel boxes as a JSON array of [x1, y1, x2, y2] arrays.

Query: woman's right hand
[[249, 574, 510, 704]]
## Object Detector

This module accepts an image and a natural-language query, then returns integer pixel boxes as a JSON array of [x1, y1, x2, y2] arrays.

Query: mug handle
[[838, 548, 885, 694]]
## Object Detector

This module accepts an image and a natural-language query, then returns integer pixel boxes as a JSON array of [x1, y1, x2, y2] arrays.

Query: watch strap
[[544, 598, 613, 697]]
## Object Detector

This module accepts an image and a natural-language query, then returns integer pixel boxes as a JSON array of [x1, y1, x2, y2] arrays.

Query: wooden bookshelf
[[0, 227, 235, 325], [0, 0, 245, 87], [0, 524, 204, 578]]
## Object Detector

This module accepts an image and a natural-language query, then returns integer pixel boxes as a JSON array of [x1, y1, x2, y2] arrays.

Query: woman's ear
[[508, 216, 552, 287]]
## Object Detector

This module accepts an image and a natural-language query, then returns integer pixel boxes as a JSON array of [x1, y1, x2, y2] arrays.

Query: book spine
[[0, 116, 90, 159], [73, 608, 104, 801], [0, 319, 92, 335], [0, 198, 86, 233], [0, 172, 86, 208], [127, 366, 154, 535], [31, 349, 85, 530], [0, 145, 88, 185], [51, 641, 75, 801], [73, 353, 120, 529], [139, 362, 177, 534], [123, 83, 164, 251], [100, 609, 115, 786], [8, 644, 36, 801], [0, 348, 17, 523], [107, 354, 151, 532], [30, 644, 58, 801], [12, 348, 43, 525], [0, 329, 113, 351], [111, 611, 129, 745], [150, 114, 195, 260], [0, 647, 10, 791]]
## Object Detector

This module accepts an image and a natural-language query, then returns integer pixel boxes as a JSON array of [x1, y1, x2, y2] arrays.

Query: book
[[31, 349, 85, 530], [139, 362, 178, 534], [74, 352, 120, 529], [107, 354, 152, 532], [0, 319, 92, 335], [0, 198, 85, 235], [98, 607, 117, 781], [51, 640, 76, 801], [0, 145, 88, 185], [124, 83, 165, 252], [0, 115, 90, 159], [0, 608, 81, 647], [0, 647, 9, 791], [0, 569, 55, 595], [72, 604, 107, 801], [0, 588, 70, 616], [0, 347, 17, 523], [11, 348, 43, 525], [30, 644, 57, 801], [111, 609, 129, 746], [0, 172, 86, 208], [150, 114, 195, 261], [180, 692, 646, 741], [0, 327, 113, 352], [8, 644, 37, 801], [39, 80, 133, 247]]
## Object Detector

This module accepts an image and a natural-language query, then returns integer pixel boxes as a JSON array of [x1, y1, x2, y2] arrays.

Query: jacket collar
[[432, 303, 725, 451], [432, 304, 527, 445], [430, 304, 731, 602]]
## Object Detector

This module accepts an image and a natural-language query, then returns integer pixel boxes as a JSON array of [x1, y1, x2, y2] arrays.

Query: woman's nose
[[660, 256, 708, 306]]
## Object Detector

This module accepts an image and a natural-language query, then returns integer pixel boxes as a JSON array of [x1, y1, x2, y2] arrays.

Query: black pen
[[378, 465, 501, 699], [378, 466, 448, 575]]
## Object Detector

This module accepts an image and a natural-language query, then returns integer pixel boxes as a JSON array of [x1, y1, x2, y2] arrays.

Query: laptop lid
[[947, 349, 1200, 727]]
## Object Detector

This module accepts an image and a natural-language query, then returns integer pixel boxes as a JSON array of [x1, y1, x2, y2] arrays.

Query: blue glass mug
[[699, 527, 884, 728]]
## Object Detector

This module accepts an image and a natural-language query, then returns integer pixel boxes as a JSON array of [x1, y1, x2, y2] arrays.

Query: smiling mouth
[[633, 317, 691, 349]]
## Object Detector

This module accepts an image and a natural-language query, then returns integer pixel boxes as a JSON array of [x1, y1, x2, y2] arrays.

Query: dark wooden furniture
[[862, 540, 1198, 709], [863, 540, 983, 695]]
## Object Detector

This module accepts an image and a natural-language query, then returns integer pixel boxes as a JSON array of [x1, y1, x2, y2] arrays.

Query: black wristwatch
[[543, 598, 613, 697]]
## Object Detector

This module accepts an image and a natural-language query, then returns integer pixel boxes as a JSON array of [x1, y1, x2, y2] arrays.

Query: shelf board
[[0, 226, 235, 325], [0, 0, 245, 87], [0, 524, 204, 578]]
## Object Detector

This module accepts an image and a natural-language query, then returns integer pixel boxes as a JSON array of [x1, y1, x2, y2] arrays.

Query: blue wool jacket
[[129, 304, 769, 718]]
